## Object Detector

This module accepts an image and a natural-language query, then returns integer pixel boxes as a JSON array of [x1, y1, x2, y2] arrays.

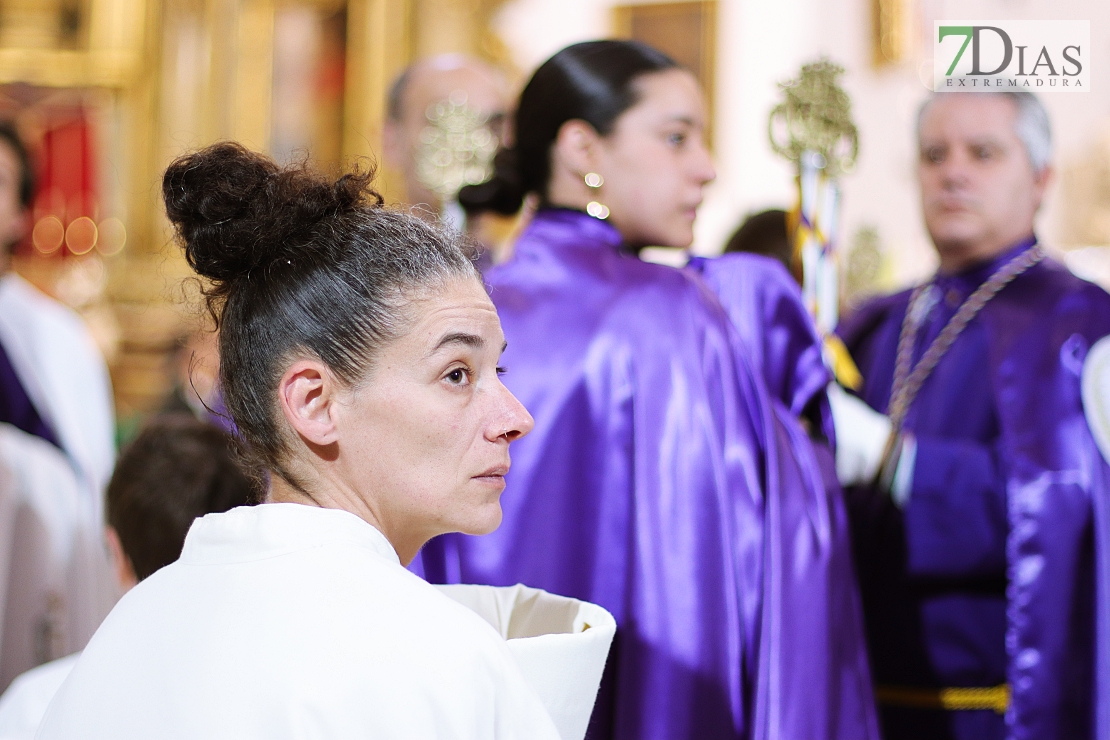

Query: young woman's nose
[[692, 142, 716, 185]]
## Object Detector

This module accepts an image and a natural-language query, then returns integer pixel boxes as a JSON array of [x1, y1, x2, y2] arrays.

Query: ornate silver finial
[[414, 90, 500, 201], [768, 59, 859, 177]]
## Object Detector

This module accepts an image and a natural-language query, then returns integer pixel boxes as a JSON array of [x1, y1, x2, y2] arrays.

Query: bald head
[[384, 55, 511, 210]]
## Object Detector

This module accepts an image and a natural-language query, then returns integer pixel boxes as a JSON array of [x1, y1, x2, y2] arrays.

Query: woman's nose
[[693, 142, 716, 185], [490, 384, 535, 442]]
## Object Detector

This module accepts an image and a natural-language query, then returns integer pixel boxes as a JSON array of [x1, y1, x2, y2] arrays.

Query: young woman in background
[[416, 40, 877, 740]]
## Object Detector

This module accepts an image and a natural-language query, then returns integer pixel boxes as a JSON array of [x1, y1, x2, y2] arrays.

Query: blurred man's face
[[383, 59, 509, 212], [0, 141, 27, 271], [917, 94, 1049, 272]]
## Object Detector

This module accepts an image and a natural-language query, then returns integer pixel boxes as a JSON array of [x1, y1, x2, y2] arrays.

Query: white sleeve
[[1083, 335, 1110, 465]]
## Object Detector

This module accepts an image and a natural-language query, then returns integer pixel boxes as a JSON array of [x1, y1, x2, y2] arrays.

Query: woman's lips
[[473, 464, 509, 483]]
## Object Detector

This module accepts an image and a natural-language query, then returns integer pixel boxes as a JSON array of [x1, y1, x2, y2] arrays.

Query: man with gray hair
[[833, 91, 1110, 740]]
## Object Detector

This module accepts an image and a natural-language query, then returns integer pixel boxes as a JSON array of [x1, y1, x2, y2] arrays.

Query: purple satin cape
[[841, 258, 1110, 739], [686, 253, 831, 437], [414, 209, 877, 739]]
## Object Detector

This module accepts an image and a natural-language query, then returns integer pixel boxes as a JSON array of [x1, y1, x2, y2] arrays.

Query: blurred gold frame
[[612, 0, 716, 147]]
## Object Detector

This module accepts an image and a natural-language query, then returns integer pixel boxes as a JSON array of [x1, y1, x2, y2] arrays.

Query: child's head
[[106, 415, 257, 588]]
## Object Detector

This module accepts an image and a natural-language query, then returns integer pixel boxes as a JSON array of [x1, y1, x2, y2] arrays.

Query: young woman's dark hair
[[458, 40, 677, 216], [162, 143, 477, 488]]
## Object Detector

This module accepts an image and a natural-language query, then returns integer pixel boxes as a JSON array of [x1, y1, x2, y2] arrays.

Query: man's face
[[383, 61, 509, 211], [917, 95, 1049, 269], [0, 141, 27, 269]]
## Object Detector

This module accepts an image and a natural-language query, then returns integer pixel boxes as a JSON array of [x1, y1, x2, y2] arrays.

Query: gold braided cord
[[876, 684, 1011, 714]]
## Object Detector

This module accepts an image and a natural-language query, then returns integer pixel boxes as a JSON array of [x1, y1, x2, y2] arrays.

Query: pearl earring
[[583, 172, 609, 220]]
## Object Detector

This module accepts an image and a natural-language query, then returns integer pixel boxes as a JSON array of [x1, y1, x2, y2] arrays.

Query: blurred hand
[[828, 383, 893, 486]]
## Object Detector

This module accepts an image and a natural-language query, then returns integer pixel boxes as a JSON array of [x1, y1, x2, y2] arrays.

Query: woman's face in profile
[[596, 69, 716, 249], [334, 277, 533, 551]]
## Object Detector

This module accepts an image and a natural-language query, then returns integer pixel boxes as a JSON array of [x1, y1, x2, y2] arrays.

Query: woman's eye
[[496, 366, 507, 376], [446, 368, 468, 384], [667, 132, 687, 146]]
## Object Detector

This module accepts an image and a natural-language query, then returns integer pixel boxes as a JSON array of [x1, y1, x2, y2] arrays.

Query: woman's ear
[[552, 119, 602, 179], [278, 360, 341, 447]]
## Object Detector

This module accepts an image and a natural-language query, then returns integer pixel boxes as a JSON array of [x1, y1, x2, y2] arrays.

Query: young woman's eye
[[446, 368, 468, 385], [496, 366, 508, 376], [667, 132, 687, 146]]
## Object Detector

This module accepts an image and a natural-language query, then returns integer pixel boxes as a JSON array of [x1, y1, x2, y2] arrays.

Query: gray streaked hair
[[917, 91, 1052, 173]]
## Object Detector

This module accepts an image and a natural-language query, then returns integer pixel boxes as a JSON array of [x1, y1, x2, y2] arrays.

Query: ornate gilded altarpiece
[[0, 0, 507, 423]]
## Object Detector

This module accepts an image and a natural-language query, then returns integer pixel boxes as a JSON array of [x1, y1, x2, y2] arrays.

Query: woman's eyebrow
[[428, 332, 485, 356], [664, 114, 696, 127]]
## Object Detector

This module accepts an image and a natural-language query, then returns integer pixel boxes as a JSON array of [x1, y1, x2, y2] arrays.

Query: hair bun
[[162, 142, 381, 286], [458, 147, 525, 216]]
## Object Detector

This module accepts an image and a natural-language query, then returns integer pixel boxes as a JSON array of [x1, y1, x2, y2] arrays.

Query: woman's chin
[[457, 504, 503, 536], [658, 223, 695, 250]]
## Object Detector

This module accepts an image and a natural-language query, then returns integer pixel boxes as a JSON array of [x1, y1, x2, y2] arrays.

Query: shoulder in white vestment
[[0, 426, 112, 689], [37, 504, 561, 740], [0, 652, 78, 739]]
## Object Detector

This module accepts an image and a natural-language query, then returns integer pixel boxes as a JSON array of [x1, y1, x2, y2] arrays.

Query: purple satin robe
[[840, 244, 1110, 740], [686, 253, 830, 436], [415, 209, 877, 740]]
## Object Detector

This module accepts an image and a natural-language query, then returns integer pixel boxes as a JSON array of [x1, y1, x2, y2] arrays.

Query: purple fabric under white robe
[[415, 208, 877, 740]]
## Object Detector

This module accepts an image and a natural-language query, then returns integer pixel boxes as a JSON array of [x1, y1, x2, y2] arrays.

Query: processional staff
[[412, 90, 501, 230], [769, 59, 862, 389]]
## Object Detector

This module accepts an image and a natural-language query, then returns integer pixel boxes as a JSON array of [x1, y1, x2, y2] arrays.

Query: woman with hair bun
[[36, 143, 571, 739], [418, 40, 878, 739]]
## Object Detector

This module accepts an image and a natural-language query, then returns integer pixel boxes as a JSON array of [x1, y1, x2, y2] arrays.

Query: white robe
[[0, 652, 78, 740], [0, 427, 114, 691], [0, 274, 117, 687], [37, 504, 564, 739]]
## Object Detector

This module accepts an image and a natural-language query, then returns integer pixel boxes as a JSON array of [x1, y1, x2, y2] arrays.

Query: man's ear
[[382, 118, 405, 170], [278, 360, 341, 447], [551, 119, 602, 180], [105, 526, 139, 592], [1032, 164, 1054, 212], [3, 208, 28, 251]]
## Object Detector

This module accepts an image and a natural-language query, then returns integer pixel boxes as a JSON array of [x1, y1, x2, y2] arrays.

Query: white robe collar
[[181, 503, 401, 566]]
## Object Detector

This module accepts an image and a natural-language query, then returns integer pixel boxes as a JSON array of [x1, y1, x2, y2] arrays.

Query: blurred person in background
[[722, 208, 794, 273], [835, 91, 1110, 740], [383, 54, 512, 268], [0, 414, 256, 739], [160, 327, 235, 434], [0, 121, 116, 689], [419, 39, 877, 740]]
